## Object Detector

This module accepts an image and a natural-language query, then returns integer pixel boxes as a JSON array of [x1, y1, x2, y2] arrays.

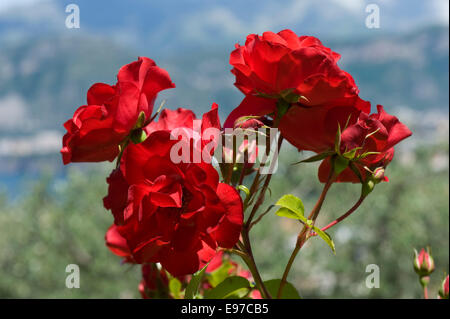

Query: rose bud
[[233, 116, 265, 130], [373, 167, 385, 181], [439, 275, 449, 299], [413, 248, 435, 277]]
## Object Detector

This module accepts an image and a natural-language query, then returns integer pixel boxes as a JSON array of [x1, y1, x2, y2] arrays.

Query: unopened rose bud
[[234, 116, 264, 130], [413, 248, 435, 278], [373, 167, 385, 181], [439, 275, 449, 299]]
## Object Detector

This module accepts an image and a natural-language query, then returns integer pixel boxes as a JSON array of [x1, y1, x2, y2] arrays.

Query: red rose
[[229, 29, 358, 106], [278, 95, 371, 153], [103, 107, 243, 276], [318, 105, 412, 183], [61, 57, 175, 164], [225, 30, 362, 155]]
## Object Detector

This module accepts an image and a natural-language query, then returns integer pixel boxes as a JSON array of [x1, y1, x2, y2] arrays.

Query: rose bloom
[[230, 29, 358, 104], [103, 106, 244, 276], [61, 57, 175, 164], [317, 105, 412, 183], [225, 29, 358, 129], [279, 95, 371, 153]]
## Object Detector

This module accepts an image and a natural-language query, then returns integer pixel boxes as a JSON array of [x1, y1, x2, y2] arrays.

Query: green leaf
[[334, 124, 342, 155], [276, 99, 290, 119], [184, 264, 208, 299], [275, 207, 303, 220], [169, 277, 182, 299], [312, 227, 336, 255], [255, 91, 278, 99], [275, 194, 305, 217], [130, 129, 147, 144], [280, 88, 300, 104], [333, 155, 349, 175], [133, 111, 147, 129], [204, 276, 251, 299], [207, 261, 234, 288], [342, 147, 362, 160], [358, 151, 381, 160], [293, 151, 335, 165], [264, 279, 301, 299]]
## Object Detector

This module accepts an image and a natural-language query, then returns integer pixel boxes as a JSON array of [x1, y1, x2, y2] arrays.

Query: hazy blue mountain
[[0, 26, 448, 137], [1, 0, 447, 51], [0, 0, 448, 196]]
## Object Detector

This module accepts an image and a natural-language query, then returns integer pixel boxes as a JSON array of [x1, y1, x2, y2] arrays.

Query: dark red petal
[[103, 168, 130, 225], [159, 240, 216, 276], [223, 95, 277, 128], [105, 225, 132, 258], [213, 183, 244, 248]]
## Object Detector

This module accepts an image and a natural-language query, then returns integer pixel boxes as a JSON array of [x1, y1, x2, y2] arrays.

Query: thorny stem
[[277, 172, 336, 299], [238, 164, 246, 186], [235, 134, 283, 299], [245, 173, 273, 227], [249, 205, 274, 230], [245, 136, 283, 227], [310, 195, 366, 236]]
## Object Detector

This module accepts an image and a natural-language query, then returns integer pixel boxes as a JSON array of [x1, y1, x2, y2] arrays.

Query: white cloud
[[0, 94, 28, 130], [0, 0, 43, 13], [182, 7, 245, 41], [431, 0, 449, 25], [329, 0, 365, 14]]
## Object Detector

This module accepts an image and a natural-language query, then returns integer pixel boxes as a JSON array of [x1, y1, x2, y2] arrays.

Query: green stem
[[241, 229, 271, 299], [311, 196, 366, 236], [277, 172, 335, 298], [245, 135, 283, 227]]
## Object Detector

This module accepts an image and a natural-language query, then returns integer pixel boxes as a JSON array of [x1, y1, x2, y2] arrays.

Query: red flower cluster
[[60, 29, 413, 298], [225, 29, 411, 182], [103, 107, 243, 276]]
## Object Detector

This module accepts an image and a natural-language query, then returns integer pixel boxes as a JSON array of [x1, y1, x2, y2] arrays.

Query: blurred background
[[0, 0, 448, 298]]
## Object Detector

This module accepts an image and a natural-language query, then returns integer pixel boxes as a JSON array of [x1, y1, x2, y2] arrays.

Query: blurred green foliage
[[253, 142, 449, 298], [0, 143, 448, 298], [0, 164, 141, 298]]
